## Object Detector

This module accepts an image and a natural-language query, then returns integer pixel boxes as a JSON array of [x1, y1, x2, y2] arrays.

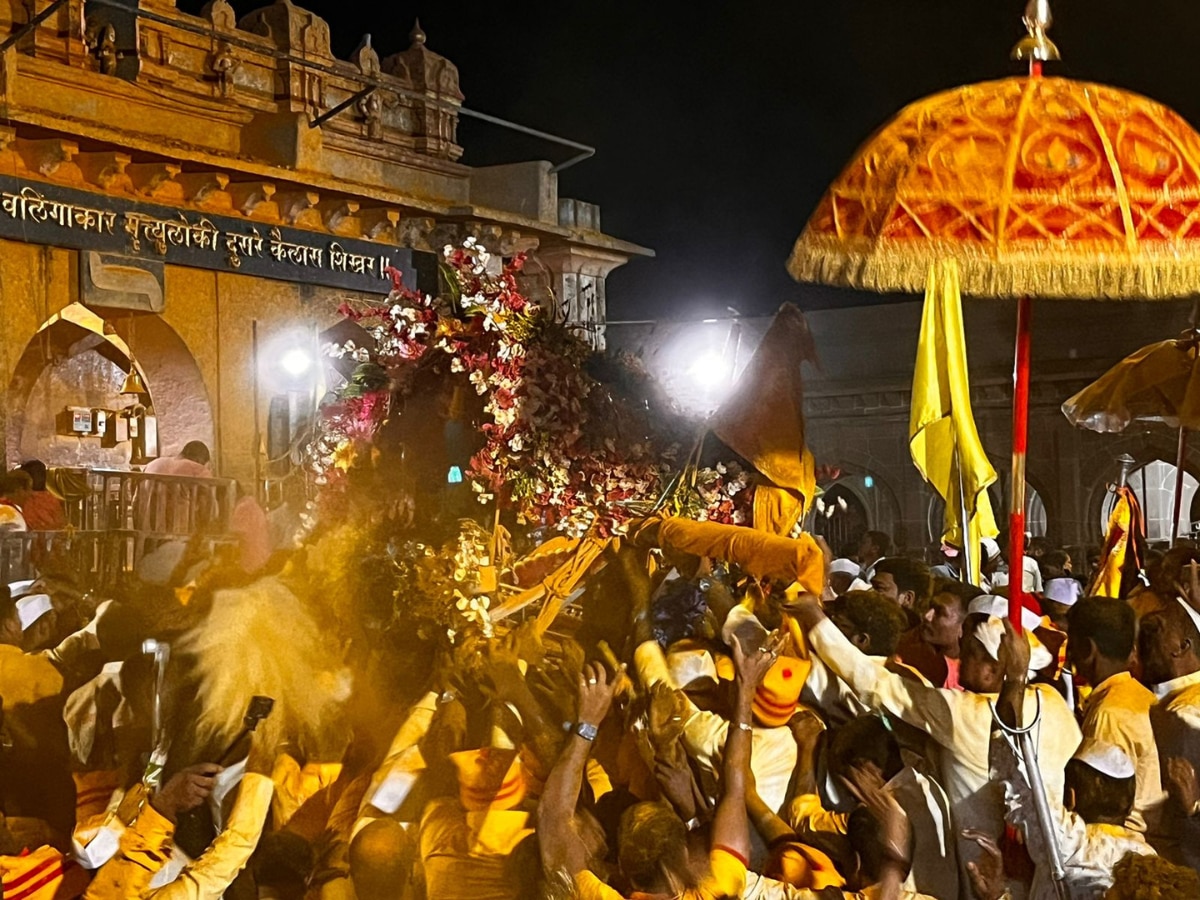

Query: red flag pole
[[1007, 54, 1043, 633], [1009, 295, 1032, 633]]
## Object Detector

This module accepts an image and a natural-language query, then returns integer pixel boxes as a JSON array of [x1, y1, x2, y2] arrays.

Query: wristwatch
[[574, 722, 599, 742]]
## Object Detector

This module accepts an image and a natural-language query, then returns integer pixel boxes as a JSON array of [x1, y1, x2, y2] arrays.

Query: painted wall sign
[[0, 175, 422, 294]]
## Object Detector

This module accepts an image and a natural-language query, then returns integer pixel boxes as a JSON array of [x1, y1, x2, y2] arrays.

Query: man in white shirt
[[633, 638, 801, 817], [786, 593, 1081, 899]]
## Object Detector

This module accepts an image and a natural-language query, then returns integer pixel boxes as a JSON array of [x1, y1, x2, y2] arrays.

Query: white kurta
[[994, 731, 1154, 900], [807, 618, 1082, 899], [354, 690, 438, 837], [633, 641, 798, 815]]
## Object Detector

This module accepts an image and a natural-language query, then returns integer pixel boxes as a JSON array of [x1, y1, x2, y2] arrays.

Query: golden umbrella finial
[[1012, 0, 1060, 62]]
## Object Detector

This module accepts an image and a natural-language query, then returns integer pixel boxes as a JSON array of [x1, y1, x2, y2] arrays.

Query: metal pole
[[252, 320, 262, 503], [991, 693, 1070, 900], [1009, 296, 1033, 632], [1173, 427, 1188, 544], [956, 443, 973, 585], [1018, 727, 1070, 900], [1116, 453, 1135, 489]]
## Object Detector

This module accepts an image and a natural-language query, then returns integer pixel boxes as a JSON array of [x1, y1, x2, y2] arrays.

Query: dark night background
[[180, 1, 1200, 319]]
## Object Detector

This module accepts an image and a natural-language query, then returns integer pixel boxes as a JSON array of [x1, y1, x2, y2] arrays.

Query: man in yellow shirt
[[1065, 598, 1165, 837], [1139, 598, 1200, 873], [84, 760, 274, 899]]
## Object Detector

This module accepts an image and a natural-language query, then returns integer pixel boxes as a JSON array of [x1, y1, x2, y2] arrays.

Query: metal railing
[[0, 468, 240, 589]]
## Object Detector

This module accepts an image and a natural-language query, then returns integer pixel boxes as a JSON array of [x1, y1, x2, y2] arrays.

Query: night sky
[[181, 1, 1200, 319]]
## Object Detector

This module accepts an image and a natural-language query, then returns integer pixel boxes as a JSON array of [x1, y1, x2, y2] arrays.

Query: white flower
[[470, 370, 488, 395], [443, 244, 455, 257], [353, 347, 370, 362], [509, 433, 524, 451], [463, 236, 477, 249], [450, 358, 465, 373]]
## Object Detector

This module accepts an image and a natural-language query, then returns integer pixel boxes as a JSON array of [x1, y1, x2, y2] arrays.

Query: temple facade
[[0, 0, 648, 485], [610, 295, 1200, 555]]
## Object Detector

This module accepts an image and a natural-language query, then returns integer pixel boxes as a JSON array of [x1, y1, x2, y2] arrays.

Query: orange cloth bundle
[[646, 517, 825, 591]]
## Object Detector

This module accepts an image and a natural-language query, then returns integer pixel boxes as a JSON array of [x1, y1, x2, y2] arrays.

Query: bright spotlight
[[689, 352, 731, 390], [279, 347, 313, 378]]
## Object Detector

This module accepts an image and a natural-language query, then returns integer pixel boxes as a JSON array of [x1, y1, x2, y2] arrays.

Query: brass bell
[[120, 367, 148, 395]]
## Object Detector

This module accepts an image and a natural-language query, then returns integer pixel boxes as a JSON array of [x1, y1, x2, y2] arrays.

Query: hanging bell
[[120, 368, 148, 395]]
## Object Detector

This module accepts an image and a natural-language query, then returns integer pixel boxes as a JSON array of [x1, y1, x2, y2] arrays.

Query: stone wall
[[609, 296, 1200, 550], [0, 236, 381, 482]]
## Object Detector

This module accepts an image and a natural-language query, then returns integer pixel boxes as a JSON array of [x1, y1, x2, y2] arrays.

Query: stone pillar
[[528, 243, 626, 352]]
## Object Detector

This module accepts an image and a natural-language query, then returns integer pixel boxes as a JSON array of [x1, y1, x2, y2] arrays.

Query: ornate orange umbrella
[[789, 0, 1200, 628]]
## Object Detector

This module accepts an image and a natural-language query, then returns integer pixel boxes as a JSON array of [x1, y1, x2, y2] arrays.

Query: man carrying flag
[[909, 259, 998, 587]]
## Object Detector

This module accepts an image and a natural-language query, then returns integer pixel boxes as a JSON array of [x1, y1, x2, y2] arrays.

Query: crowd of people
[[3, 487, 1200, 900]]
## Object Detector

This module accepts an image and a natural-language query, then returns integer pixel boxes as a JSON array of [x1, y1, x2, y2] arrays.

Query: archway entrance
[[812, 482, 870, 558], [6, 304, 214, 470], [1102, 459, 1199, 544]]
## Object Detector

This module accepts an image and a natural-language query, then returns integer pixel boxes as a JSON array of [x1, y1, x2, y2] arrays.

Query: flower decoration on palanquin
[[309, 238, 669, 539]]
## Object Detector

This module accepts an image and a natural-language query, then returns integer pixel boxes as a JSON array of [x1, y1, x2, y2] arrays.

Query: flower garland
[[310, 238, 666, 538]]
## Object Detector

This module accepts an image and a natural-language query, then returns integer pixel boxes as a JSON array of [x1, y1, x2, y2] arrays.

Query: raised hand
[[482, 632, 525, 700], [1166, 756, 1200, 817], [962, 828, 1007, 900], [733, 628, 786, 689], [529, 662, 577, 725], [508, 620, 547, 668], [843, 762, 910, 871], [577, 661, 617, 727], [646, 681, 689, 750], [152, 763, 222, 823], [999, 616, 1031, 682]]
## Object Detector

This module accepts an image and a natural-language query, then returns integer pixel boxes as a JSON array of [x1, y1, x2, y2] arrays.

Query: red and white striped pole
[[1009, 295, 1032, 633]]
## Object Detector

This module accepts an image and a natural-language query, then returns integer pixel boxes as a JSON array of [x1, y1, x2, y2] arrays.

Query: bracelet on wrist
[[573, 722, 599, 742]]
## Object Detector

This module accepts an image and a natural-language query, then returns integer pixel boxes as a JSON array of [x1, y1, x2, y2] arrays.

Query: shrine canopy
[[788, 75, 1200, 302]]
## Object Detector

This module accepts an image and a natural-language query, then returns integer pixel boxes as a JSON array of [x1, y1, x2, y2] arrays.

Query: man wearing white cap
[[992, 620, 1154, 899], [985, 536, 1044, 596], [15, 592, 55, 651], [0, 587, 63, 704], [0, 585, 72, 833], [1065, 597, 1165, 838], [828, 559, 870, 596], [785, 592, 1080, 898], [992, 733, 1154, 900]]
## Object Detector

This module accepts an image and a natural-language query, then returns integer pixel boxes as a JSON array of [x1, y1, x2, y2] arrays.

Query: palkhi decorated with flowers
[[302, 239, 759, 638]]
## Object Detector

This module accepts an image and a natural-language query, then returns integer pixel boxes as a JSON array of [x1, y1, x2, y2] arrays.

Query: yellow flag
[[1089, 486, 1145, 599], [909, 260, 998, 584]]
